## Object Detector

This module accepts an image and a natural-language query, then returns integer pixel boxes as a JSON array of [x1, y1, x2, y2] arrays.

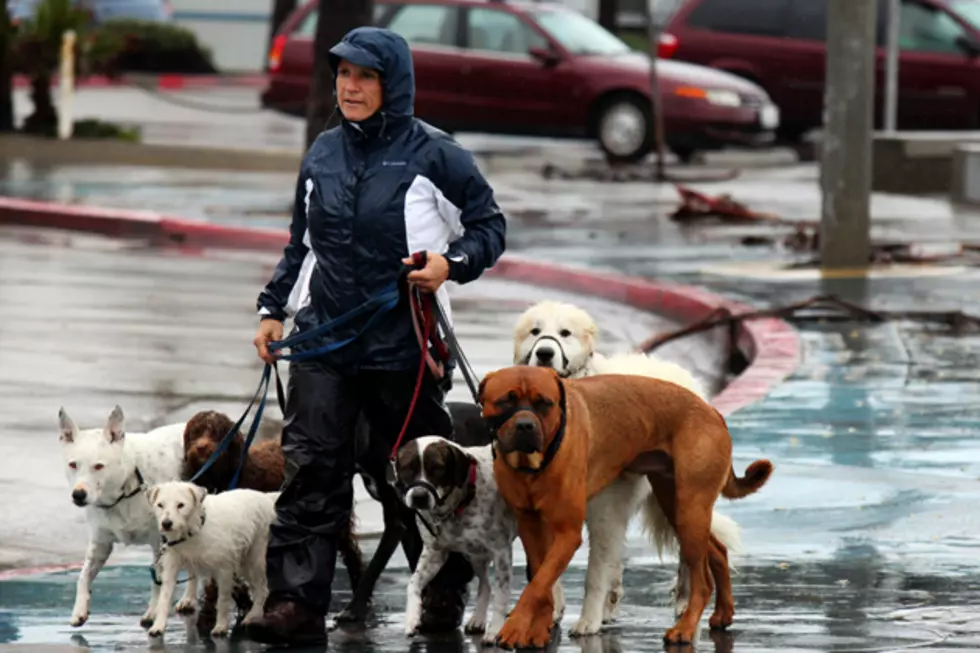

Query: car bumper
[[260, 78, 309, 118], [665, 97, 779, 151]]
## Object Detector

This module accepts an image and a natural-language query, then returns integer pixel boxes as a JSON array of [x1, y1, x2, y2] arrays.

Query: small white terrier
[[146, 481, 278, 638]]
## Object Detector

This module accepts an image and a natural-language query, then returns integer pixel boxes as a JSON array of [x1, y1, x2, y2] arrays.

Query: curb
[[12, 73, 267, 91], [0, 197, 801, 583]]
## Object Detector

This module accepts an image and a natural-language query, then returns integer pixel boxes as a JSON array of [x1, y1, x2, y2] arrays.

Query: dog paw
[[569, 616, 602, 638], [464, 616, 486, 635], [404, 618, 421, 638], [663, 625, 695, 646], [175, 598, 197, 615], [69, 612, 88, 628], [709, 609, 734, 631], [495, 613, 551, 650], [210, 624, 230, 638], [335, 602, 367, 624], [148, 625, 164, 638], [139, 614, 154, 629]]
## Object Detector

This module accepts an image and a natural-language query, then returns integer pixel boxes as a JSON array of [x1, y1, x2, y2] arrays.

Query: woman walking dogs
[[246, 26, 507, 646]]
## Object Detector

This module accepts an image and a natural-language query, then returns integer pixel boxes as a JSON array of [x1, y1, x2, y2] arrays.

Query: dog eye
[[68, 461, 77, 470], [157, 503, 163, 508], [559, 329, 571, 338], [177, 503, 185, 510], [530, 328, 540, 336], [93, 463, 104, 471]]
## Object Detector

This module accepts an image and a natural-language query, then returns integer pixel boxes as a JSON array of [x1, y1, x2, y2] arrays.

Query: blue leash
[[188, 276, 410, 490]]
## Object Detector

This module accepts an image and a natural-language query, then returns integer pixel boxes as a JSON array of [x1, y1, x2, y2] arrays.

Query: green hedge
[[87, 19, 217, 75]]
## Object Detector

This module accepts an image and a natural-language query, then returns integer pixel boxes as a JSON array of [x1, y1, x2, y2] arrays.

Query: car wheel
[[596, 96, 653, 164], [671, 146, 697, 164]]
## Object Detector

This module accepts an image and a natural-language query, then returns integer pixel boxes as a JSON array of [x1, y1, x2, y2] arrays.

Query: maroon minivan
[[662, 0, 980, 144], [262, 0, 781, 162]]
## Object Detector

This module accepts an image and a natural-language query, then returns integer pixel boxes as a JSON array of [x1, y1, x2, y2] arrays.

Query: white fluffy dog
[[512, 300, 743, 635], [59, 406, 190, 629], [146, 481, 278, 638]]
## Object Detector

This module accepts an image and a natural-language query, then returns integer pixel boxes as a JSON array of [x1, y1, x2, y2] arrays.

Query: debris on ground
[[540, 161, 740, 183], [670, 184, 781, 223], [637, 295, 980, 363]]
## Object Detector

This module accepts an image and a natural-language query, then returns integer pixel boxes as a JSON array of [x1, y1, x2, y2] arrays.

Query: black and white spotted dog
[[392, 436, 564, 645]]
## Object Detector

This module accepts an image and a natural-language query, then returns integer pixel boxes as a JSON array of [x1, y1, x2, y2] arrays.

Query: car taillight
[[269, 34, 288, 73], [658, 33, 678, 59]]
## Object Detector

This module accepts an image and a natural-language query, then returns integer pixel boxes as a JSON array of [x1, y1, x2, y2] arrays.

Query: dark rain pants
[[265, 358, 473, 616]]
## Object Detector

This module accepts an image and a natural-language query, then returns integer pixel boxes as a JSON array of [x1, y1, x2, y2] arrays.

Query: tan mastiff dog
[[479, 365, 773, 648]]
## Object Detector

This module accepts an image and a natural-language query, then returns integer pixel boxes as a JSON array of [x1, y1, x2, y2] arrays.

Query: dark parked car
[[262, 0, 780, 162], [662, 0, 980, 145]]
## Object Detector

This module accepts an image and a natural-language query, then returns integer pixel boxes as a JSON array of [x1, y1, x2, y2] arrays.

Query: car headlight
[[705, 90, 741, 108], [673, 86, 742, 108]]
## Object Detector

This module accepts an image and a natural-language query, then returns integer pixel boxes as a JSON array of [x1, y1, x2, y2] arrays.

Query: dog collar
[[161, 513, 206, 548], [95, 467, 146, 509], [491, 379, 568, 474], [453, 460, 479, 516]]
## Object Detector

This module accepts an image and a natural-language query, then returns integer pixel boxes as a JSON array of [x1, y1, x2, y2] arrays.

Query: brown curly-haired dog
[[180, 410, 363, 633]]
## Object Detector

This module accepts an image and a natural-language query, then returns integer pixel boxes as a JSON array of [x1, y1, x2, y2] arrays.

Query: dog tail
[[640, 494, 743, 556], [721, 460, 773, 500]]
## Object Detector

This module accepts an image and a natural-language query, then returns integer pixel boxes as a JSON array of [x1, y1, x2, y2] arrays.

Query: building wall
[[169, 0, 273, 72]]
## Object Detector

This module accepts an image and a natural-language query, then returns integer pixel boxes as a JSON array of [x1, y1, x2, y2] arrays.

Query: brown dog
[[180, 410, 363, 632], [478, 365, 773, 648]]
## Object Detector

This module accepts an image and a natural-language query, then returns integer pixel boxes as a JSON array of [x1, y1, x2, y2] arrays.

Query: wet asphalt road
[[0, 224, 720, 571]]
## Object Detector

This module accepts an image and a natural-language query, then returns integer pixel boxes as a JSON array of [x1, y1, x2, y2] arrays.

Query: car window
[[295, 4, 389, 36], [685, 0, 790, 37], [786, 0, 826, 41], [466, 7, 548, 54], [387, 4, 459, 46], [948, 0, 980, 30], [529, 8, 629, 55], [900, 1, 968, 54]]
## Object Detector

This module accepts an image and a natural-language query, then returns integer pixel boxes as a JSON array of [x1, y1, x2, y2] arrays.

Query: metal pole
[[647, 0, 666, 180], [820, 0, 875, 270], [884, 0, 900, 133], [58, 30, 76, 141]]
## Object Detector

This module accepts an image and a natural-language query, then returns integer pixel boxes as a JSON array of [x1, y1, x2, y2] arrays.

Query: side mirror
[[529, 46, 561, 67], [956, 34, 980, 57]]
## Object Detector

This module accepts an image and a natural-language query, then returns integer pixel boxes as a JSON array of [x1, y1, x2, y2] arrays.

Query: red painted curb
[[0, 197, 801, 581], [0, 562, 83, 581], [12, 73, 267, 91]]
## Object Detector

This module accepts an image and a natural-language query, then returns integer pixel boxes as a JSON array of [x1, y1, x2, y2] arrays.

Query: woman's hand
[[403, 253, 450, 293], [254, 319, 284, 364]]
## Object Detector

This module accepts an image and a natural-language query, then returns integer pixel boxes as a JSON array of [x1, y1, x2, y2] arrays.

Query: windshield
[[950, 0, 980, 30], [529, 8, 632, 55]]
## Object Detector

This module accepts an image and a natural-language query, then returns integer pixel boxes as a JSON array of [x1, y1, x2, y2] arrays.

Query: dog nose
[[535, 347, 555, 363], [516, 417, 536, 433], [161, 519, 173, 531], [71, 489, 87, 506], [407, 488, 432, 510]]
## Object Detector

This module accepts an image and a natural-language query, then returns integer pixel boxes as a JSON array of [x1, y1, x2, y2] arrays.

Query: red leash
[[389, 252, 440, 462]]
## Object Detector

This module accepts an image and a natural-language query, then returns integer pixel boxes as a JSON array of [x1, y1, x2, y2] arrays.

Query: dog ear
[[58, 408, 76, 443], [148, 485, 160, 505], [189, 484, 207, 508], [451, 444, 472, 488], [478, 370, 495, 406], [105, 406, 125, 443]]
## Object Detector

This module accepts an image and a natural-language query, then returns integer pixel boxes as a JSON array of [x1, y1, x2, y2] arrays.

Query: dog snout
[[514, 418, 540, 453], [161, 518, 173, 532], [71, 488, 87, 506], [535, 346, 555, 364], [406, 487, 432, 510]]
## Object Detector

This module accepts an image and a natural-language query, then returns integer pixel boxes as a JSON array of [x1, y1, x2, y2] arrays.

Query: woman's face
[[336, 59, 383, 122]]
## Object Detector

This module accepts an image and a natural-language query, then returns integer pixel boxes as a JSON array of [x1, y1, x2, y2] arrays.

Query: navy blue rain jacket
[[256, 27, 507, 371]]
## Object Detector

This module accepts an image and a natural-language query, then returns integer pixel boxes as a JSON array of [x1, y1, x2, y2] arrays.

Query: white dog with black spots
[[394, 436, 565, 645]]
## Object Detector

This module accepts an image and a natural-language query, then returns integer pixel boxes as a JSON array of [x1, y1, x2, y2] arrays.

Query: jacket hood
[[328, 26, 415, 121]]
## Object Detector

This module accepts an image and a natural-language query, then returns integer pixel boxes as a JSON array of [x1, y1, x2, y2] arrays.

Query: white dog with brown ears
[[146, 481, 278, 638], [58, 406, 191, 629], [512, 300, 743, 636]]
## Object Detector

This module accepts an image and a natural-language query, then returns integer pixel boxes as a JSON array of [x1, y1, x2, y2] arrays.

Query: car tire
[[596, 95, 654, 164]]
